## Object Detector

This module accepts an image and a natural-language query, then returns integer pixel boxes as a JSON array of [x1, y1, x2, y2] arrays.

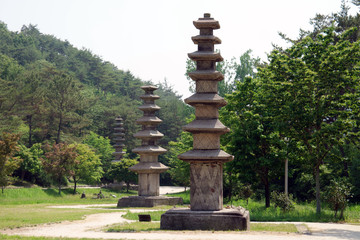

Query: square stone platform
[[160, 207, 250, 231], [117, 196, 183, 208]]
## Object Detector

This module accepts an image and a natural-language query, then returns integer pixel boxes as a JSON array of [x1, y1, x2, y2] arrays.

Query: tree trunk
[[58, 179, 62, 195], [73, 176, 77, 194], [21, 170, 26, 181], [27, 115, 33, 147], [126, 182, 130, 193], [315, 166, 321, 215], [264, 169, 270, 208], [56, 114, 62, 144], [285, 158, 288, 196]]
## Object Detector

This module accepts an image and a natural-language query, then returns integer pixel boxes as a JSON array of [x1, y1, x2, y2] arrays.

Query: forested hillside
[[0, 22, 191, 187]]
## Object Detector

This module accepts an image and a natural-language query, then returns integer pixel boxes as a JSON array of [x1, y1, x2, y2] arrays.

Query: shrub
[[323, 179, 352, 219], [271, 191, 294, 212]]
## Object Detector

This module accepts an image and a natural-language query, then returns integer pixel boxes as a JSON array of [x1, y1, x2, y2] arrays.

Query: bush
[[271, 191, 294, 212], [323, 179, 352, 219]]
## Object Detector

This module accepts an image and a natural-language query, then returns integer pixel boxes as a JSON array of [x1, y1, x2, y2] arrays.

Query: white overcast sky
[[0, 0, 358, 98]]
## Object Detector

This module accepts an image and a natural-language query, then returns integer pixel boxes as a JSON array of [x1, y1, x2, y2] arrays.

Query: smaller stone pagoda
[[117, 85, 182, 207], [112, 116, 125, 163]]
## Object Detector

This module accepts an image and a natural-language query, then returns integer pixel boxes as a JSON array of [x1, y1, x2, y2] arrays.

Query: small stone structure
[[161, 13, 250, 230], [117, 86, 182, 207], [112, 116, 125, 163]]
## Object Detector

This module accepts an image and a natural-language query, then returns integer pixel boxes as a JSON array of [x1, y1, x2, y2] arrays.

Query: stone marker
[[160, 13, 250, 230], [117, 86, 182, 207], [112, 116, 125, 163]]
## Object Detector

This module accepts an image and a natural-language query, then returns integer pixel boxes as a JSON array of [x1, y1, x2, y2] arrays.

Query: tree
[[41, 143, 78, 194], [16, 143, 43, 181], [0, 54, 24, 133], [165, 131, 192, 191], [259, 27, 360, 214], [83, 132, 115, 181], [46, 71, 85, 144], [221, 78, 284, 208], [108, 158, 137, 192], [185, 50, 261, 96], [70, 144, 103, 194], [0, 132, 21, 193]]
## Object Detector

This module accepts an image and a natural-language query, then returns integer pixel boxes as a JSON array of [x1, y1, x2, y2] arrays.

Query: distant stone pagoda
[[117, 85, 182, 207], [112, 116, 125, 163], [161, 13, 250, 230]]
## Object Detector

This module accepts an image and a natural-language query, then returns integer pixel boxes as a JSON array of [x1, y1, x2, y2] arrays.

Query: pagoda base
[[160, 207, 250, 231], [117, 196, 183, 208]]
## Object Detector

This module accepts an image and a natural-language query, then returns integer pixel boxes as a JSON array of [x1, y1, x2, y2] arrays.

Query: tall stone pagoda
[[161, 13, 250, 230], [117, 86, 182, 207], [112, 116, 125, 163]]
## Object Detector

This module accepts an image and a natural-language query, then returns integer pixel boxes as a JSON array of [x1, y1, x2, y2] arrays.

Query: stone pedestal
[[117, 195, 183, 208], [160, 13, 249, 230], [117, 86, 182, 207], [161, 208, 250, 230]]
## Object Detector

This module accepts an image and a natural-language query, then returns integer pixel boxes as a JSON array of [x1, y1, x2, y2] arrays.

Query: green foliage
[[221, 77, 284, 208], [165, 125, 193, 190], [323, 178, 353, 219], [0, 132, 21, 193], [70, 143, 103, 193], [260, 26, 360, 214], [41, 143, 78, 194], [108, 158, 137, 192], [82, 132, 114, 180], [271, 191, 295, 212], [16, 143, 43, 181], [185, 49, 260, 96]]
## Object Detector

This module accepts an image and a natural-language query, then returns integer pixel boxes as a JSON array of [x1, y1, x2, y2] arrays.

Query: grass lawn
[[107, 221, 298, 233], [0, 187, 135, 230], [0, 187, 359, 240], [168, 191, 360, 223]]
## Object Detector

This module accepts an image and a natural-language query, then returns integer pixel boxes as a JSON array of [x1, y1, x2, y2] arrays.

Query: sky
[[0, 0, 358, 99]]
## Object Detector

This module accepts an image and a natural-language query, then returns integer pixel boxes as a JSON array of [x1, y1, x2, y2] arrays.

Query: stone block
[[160, 207, 250, 231], [117, 196, 183, 208]]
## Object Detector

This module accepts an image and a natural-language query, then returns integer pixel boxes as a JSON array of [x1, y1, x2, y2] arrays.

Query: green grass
[[0, 187, 136, 205], [122, 210, 167, 221], [107, 221, 298, 233], [0, 204, 121, 229], [250, 223, 298, 232], [167, 190, 190, 204], [227, 198, 360, 223], [107, 222, 161, 232], [168, 190, 360, 223], [0, 187, 135, 230], [0, 234, 119, 240]]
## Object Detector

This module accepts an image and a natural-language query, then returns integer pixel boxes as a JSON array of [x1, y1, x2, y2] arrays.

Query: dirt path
[[2, 204, 360, 240], [2, 187, 360, 240]]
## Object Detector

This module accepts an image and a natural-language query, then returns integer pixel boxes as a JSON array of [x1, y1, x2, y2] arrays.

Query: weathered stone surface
[[117, 196, 183, 208], [160, 13, 249, 231], [117, 85, 182, 207], [160, 208, 250, 231], [112, 116, 125, 163]]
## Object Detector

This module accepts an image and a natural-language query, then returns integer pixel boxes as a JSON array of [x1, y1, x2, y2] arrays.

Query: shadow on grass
[[167, 190, 190, 204], [41, 188, 75, 197]]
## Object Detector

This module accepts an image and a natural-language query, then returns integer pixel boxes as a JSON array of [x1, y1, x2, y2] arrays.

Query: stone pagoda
[[117, 85, 182, 207], [161, 13, 250, 230], [112, 116, 125, 163]]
